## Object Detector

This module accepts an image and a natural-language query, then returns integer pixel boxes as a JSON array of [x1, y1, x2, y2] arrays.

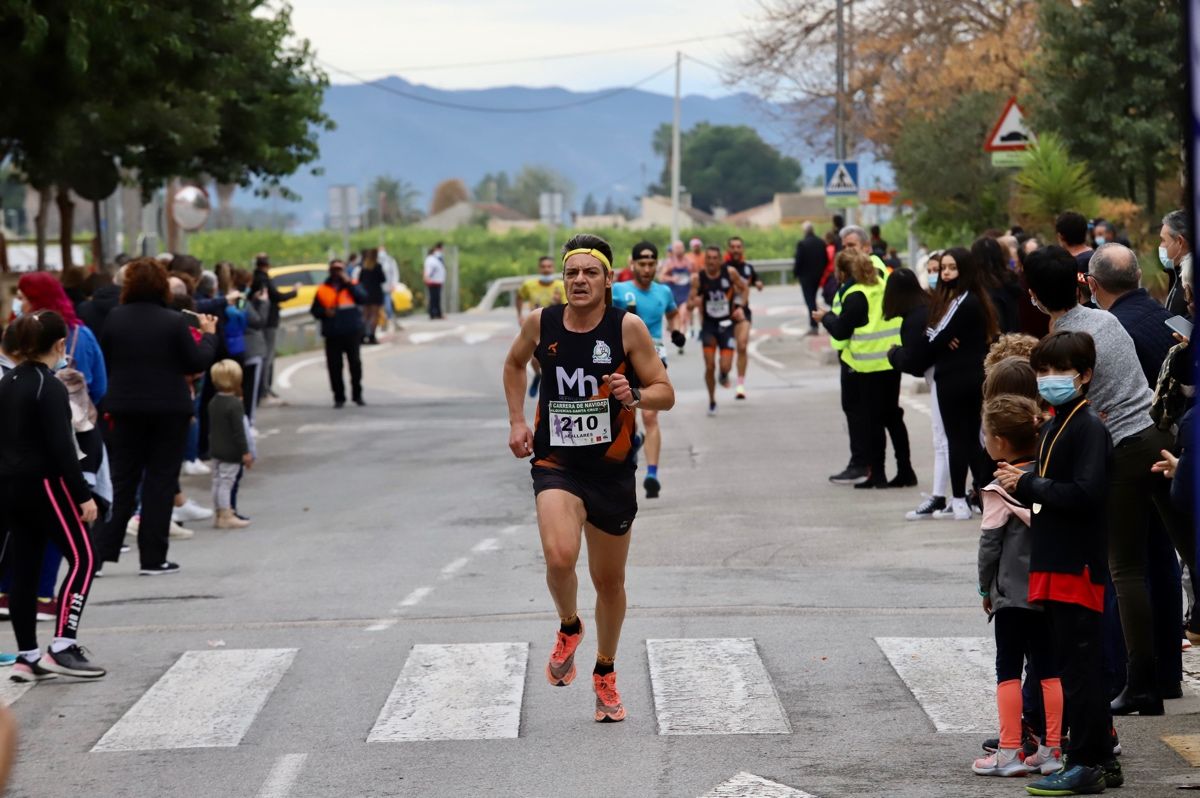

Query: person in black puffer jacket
[[97, 258, 218, 575], [311, 259, 367, 408]]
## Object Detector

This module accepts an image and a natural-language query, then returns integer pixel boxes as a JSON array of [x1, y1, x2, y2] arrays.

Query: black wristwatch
[[624, 386, 641, 409]]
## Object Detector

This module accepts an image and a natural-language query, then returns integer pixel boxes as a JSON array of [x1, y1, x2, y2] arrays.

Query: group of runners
[[503, 233, 765, 724]]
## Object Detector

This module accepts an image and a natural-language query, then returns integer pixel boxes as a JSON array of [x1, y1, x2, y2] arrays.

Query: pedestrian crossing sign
[[824, 161, 858, 196]]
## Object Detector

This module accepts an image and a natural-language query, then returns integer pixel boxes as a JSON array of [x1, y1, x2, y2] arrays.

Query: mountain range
[[256, 76, 885, 230]]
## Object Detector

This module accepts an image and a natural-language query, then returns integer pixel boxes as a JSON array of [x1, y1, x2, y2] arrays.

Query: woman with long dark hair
[[0, 311, 105, 679], [925, 247, 1000, 520], [972, 236, 1021, 334], [885, 268, 951, 519]]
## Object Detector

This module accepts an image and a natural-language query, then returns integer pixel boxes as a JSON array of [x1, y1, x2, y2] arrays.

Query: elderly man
[[1160, 210, 1193, 317], [1088, 244, 1179, 387], [794, 221, 826, 333]]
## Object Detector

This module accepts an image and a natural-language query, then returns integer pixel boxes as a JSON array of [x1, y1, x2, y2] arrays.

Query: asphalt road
[[4, 287, 1199, 798]]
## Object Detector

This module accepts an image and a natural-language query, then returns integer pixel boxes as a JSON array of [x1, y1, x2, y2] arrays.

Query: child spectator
[[996, 330, 1121, 794], [973, 394, 1063, 777], [208, 360, 253, 530]]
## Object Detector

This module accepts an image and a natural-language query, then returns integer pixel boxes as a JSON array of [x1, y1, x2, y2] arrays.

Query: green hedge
[[187, 224, 825, 309]]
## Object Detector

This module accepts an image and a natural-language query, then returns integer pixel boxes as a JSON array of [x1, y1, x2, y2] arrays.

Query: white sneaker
[[1024, 745, 1063, 775], [125, 516, 140, 537], [972, 747, 1032, 776], [181, 459, 211, 476], [933, 497, 973, 521], [173, 499, 213, 523], [169, 521, 194, 540]]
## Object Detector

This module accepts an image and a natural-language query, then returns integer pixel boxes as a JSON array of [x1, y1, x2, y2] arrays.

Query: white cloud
[[286, 0, 753, 96]]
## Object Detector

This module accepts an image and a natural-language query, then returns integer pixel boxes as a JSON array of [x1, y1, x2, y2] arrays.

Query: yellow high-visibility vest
[[839, 276, 901, 373]]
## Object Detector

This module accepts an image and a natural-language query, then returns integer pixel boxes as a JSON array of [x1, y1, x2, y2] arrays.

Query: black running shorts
[[531, 465, 637, 536], [700, 319, 735, 351]]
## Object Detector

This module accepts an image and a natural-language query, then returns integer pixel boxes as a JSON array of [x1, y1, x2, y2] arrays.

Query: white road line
[[364, 621, 396, 632], [297, 418, 507, 434], [646, 638, 791, 735], [398, 586, 433, 607], [93, 648, 297, 751], [701, 772, 817, 798], [500, 524, 524, 536], [408, 325, 467, 345], [367, 642, 529, 742], [276, 357, 325, 390], [471, 538, 500, 553], [747, 335, 785, 370], [255, 753, 308, 798], [440, 557, 470, 577], [901, 397, 932, 417], [0, 681, 32, 707], [876, 637, 996, 733]]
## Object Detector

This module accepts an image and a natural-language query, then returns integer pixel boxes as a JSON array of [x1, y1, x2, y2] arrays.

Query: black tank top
[[697, 268, 736, 323], [533, 304, 638, 473]]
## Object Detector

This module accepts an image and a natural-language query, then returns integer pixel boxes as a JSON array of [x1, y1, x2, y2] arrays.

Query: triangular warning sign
[[985, 97, 1035, 152], [827, 163, 856, 191]]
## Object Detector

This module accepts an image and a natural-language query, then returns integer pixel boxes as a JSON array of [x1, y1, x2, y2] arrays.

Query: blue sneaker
[[1026, 764, 1106, 796], [630, 433, 644, 462], [0, 654, 15, 666]]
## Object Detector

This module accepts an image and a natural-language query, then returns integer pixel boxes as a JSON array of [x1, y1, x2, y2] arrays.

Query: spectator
[[378, 246, 401, 331], [250, 253, 301, 407], [1088, 244, 1179, 386], [972, 236, 1021, 334], [77, 270, 121, 339], [423, 242, 446, 319], [1160, 209, 1193, 318], [1055, 211, 1094, 273], [869, 224, 888, 259], [1025, 245, 1193, 715], [207, 359, 253, 530], [311, 259, 367, 408], [794, 221, 826, 334], [1091, 218, 1131, 249], [830, 214, 845, 254], [233, 269, 267, 428], [358, 248, 387, 345], [0, 311, 106, 680], [925, 247, 1000, 520], [97, 258, 218, 575]]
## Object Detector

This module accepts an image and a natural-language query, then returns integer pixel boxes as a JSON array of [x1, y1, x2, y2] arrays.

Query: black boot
[[1110, 663, 1164, 716]]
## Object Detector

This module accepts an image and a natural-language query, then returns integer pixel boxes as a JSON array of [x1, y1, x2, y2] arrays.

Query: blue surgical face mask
[[1037, 374, 1080, 406], [539, 274, 555, 284], [927, 274, 938, 289], [1093, 236, 1106, 246], [10, 297, 22, 318], [1159, 245, 1175, 271], [53, 357, 69, 371]]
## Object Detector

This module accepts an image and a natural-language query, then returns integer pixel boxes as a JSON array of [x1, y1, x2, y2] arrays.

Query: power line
[[339, 33, 739, 74], [683, 54, 726, 75], [318, 60, 675, 114]]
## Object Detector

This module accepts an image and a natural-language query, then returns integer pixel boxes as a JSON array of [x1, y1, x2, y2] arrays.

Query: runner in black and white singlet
[[725, 236, 763, 400], [504, 234, 674, 724], [690, 245, 747, 416]]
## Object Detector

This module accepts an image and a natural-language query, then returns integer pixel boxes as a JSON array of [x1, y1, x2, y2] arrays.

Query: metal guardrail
[[473, 259, 797, 312]]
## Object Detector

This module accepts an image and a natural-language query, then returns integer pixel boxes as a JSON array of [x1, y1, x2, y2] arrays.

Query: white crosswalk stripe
[[368, 642, 529, 742], [701, 772, 818, 798], [647, 638, 792, 735], [0, 681, 32, 707], [876, 636, 999, 733], [92, 648, 297, 751]]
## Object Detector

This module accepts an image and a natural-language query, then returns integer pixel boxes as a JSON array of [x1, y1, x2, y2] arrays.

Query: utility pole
[[670, 50, 682, 244], [835, 0, 844, 163]]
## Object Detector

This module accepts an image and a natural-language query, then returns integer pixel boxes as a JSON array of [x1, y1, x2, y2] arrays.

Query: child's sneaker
[[1025, 745, 1064, 776], [973, 748, 1032, 777]]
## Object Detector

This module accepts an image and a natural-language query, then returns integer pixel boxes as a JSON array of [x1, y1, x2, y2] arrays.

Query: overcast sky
[[286, 0, 755, 97]]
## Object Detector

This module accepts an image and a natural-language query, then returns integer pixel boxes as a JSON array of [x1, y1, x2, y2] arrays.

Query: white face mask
[[1159, 245, 1175, 271]]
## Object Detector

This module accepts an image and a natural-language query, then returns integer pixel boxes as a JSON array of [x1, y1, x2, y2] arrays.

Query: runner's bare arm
[[503, 309, 540, 457], [729, 266, 751, 305], [687, 273, 701, 310], [607, 314, 674, 412]]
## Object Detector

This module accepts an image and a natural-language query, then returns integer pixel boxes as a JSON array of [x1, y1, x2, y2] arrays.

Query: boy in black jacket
[[995, 331, 1120, 795]]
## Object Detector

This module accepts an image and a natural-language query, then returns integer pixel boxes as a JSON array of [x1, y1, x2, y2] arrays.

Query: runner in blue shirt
[[612, 241, 685, 500]]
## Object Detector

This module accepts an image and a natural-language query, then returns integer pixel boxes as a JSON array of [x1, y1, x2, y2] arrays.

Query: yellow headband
[[562, 248, 611, 271]]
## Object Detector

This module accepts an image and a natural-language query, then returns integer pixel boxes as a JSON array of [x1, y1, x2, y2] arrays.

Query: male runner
[[612, 241, 686, 499], [503, 234, 674, 724], [515, 256, 566, 397], [690, 245, 748, 416], [726, 236, 763, 399]]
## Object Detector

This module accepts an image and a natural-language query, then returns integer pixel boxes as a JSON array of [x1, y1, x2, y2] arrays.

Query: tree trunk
[[216, 182, 235, 229], [165, 179, 180, 252], [0, 229, 8, 273], [93, 201, 104, 267], [56, 184, 75, 270], [34, 186, 51, 271]]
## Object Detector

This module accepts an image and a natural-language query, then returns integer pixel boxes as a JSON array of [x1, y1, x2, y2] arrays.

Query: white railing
[[472, 258, 797, 312]]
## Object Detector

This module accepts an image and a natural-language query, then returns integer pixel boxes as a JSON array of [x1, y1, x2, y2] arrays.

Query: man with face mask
[[310, 259, 367, 408], [516, 257, 566, 397], [1160, 209, 1193, 318]]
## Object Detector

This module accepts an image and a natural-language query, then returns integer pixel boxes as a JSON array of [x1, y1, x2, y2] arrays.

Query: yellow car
[[269, 263, 414, 315]]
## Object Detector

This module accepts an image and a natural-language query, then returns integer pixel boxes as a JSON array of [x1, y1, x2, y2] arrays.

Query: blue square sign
[[824, 161, 859, 196]]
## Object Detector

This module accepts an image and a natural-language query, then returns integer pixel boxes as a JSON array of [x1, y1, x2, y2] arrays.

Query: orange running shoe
[[546, 620, 584, 686], [593, 671, 626, 722]]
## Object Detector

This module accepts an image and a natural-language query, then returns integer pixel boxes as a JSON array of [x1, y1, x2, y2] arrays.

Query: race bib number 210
[[549, 399, 612, 447]]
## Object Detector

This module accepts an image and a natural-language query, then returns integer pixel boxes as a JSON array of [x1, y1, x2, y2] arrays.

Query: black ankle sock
[[593, 659, 614, 676], [560, 616, 581, 635]]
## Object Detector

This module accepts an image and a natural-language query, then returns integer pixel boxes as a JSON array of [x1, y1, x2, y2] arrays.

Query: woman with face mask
[[0, 274, 108, 625], [0, 311, 105, 679]]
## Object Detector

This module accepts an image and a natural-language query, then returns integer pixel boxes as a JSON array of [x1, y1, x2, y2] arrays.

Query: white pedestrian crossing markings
[[647, 638, 791, 735], [701, 772, 818, 798], [368, 642, 528, 742], [92, 648, 297, 751], [876, 637, 997, 733]]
